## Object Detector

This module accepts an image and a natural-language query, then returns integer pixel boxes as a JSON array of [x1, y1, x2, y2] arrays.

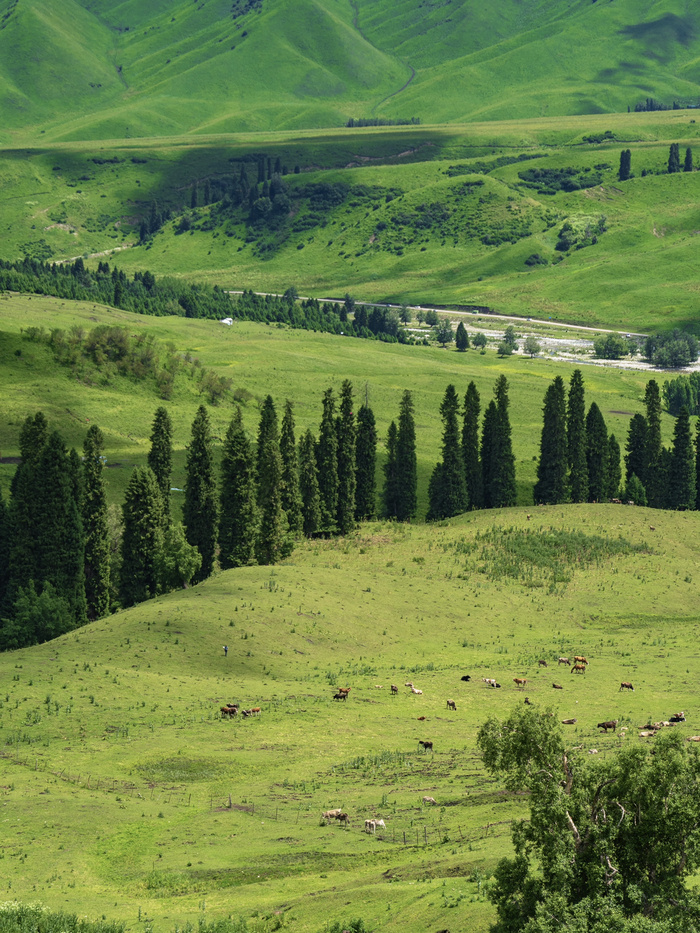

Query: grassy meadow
[[0, 292, 679, 515], [2, 504, 700, 932]]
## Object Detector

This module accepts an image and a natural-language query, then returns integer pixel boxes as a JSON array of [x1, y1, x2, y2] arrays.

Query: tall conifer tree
[[395, 390, 418, 521], [183, 405, 218, 581], [120, 466, 164, 606], [148, 407, 173, 514], [355, 403, 377, 521], [316, 388, 338, 533], [534, 376, 568, 505], [669, 407, 695, 510], [481, 401, 498, 510], [256, 396, 279, 503], [585, 403, 609, 501], [336, 380, 357, 535], [280, 400, 303, 535], [82, 425, 110, 620], [256, 440, 290, 564], [491, 376, 517, 508], [219, 408, 258, 568], [382, 421, 400, 519], [644, 380, 662, 506], [299, 429, 322, 536], [567, 369, 588, 502], [29, 432, 87, 624], [427, 384, 468, 520], [462, 382, 483, 510], [606, 434, 622, 499]]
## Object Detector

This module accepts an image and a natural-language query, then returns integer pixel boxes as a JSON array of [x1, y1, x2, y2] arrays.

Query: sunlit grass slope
[[2, 506, 700, 931], [1, 0, 699, 140]]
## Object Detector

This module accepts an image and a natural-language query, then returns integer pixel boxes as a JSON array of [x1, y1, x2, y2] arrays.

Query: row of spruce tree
[[534, 373, 700, 510], [1, 373, 692, 650]]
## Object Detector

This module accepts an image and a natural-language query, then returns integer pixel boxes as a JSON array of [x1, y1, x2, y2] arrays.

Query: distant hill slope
[[1, 0, 699, 139]]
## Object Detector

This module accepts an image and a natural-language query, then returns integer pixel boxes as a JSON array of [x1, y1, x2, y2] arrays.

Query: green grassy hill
[[1, 0, 699, 140], [2, 505, 700, 931]]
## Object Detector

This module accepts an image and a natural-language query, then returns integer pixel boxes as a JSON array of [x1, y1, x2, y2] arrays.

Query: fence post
[[403, 831, 406, 845], [228, 794, 232, 809]]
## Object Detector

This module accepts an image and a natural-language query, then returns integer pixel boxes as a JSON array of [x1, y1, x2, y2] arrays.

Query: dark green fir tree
[[336, 380, 357, 535], [669, 406, 696, 510], [219, 408, 258, 568], [355, 402, 377, 521], [299, 429, 322, 536], [490, 376, 517, 508], [606, 434, 622, 499], [644, 380, 663, 506], [120, 466, 164, 606], [183, 405, 218, 581], [455, 322, 469, 351], [316, 388, 338, 534], [480, 400, 498, 510], [668, 142, 681, 173], [427, 384, 468, 520], [255, 440, 291, 564], [684, 147, 694, 173], [395, 390, 418, 521], [147, 407, 173, 514], [585, 403, 609, 502], [82, 425, 110, 620], [256, 396, 279, 503], [618, 148, 632, 181], [567, 369, 588, 503], [462, 381, 483, 510], [280, 400, 303, 535], [534, 376, 568, 505], [382, 421, 400, 519]]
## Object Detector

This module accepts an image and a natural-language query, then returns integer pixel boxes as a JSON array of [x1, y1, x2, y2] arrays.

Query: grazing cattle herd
[[218, 648, 691, 836]]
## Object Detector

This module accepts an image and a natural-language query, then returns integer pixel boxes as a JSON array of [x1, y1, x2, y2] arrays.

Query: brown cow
[[538, 660, 548, 667], [573, 656, 589, 665], [557, 657, 570, 665], [446, 699, 457, 711], [418, 740, 433, 752], [514, 678, 528, 689], [597, 720, 618, 733], [619, 682, 634, 691], [571, 664, 586, 675], [390, 684, 399, 695], [552, 683, 563, 690], [337, 687, 351, 696], [333, 692, 347, 701]]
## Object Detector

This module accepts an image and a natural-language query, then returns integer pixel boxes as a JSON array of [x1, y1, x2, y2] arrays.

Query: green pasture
[[0, 293, 677, 513], [2, 505, 700, 931], [2, 109, 700, 329]]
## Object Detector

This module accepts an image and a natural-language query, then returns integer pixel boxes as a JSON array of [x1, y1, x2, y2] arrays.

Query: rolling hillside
[[2, 505, 700, 931], [1, 0, 699, 140]]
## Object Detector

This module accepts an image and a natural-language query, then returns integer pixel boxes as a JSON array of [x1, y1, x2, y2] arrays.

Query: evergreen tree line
[[0, 384, 381, 648], [418, 376, 517, 521], [618, 145, 693, 180], [534, 372, 699, 511], [0, 258, 411, 344]]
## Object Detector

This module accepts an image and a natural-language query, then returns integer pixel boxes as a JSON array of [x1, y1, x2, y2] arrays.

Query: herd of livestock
[[217, 652, 695, 830]]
